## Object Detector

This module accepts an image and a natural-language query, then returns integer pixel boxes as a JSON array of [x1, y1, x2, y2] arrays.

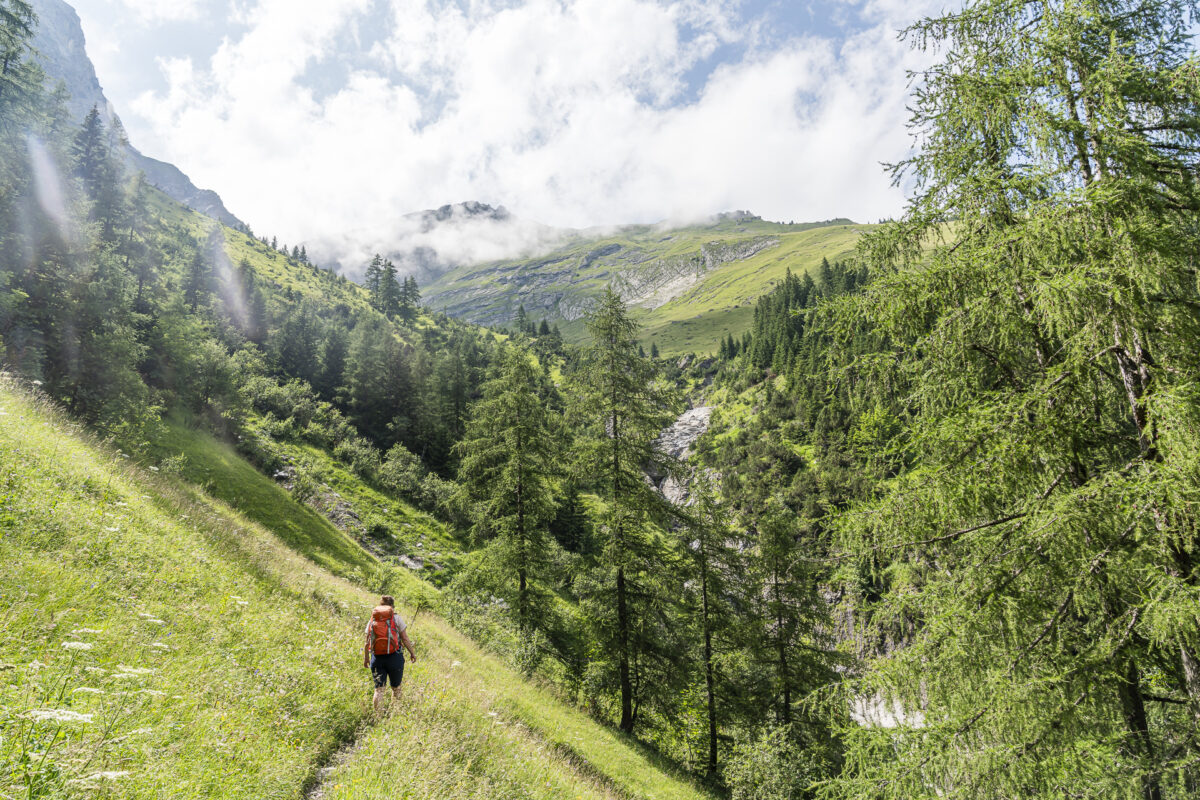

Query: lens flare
[[208, 228, 248, 329], [25, 135, 74, 241]]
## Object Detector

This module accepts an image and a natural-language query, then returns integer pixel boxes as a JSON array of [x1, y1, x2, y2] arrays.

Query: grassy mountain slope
[[424, 215, 873, 356], [0, 379, 714, 800]]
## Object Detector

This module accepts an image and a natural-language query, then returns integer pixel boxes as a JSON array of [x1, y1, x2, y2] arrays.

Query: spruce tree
[[363, 254, 383, 302], [378, 259, 402, 318]]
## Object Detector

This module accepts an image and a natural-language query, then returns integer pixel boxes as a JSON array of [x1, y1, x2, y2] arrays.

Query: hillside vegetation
[[0, 380, 715, 800], [424, 215, 872, 356], [7, 0, 1200, 798]]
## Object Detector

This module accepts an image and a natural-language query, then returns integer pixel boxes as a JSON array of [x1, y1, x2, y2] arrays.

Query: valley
[[3, 0, 1200, 799]]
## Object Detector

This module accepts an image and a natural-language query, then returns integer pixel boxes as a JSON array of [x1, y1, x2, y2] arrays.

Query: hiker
[[363, 595, 417, 716]]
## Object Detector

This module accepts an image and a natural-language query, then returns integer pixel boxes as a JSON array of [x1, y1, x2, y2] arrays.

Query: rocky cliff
[[29, 0, 247, 231]]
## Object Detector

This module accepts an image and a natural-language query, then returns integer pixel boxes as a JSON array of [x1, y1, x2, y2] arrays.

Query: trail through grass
[[0, 381, 718, 800]]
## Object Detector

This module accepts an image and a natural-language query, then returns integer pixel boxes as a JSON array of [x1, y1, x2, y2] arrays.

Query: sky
[[67, 0, 943, 267]]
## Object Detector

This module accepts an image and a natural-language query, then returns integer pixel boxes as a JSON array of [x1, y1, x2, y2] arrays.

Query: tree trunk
[[1117, 659, 1162, 800], [774, 557, 791, 725], [701, 540, 718, 776], [618, 564, 634, 733], [704, 621, 718, 775]]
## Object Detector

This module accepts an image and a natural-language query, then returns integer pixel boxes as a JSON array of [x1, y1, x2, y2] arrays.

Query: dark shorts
[[370, 651, 404, 688]]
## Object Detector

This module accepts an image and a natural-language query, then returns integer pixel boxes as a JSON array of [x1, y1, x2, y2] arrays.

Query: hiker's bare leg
[[392, 685, 403, 707], [373, 687, 387, 717]]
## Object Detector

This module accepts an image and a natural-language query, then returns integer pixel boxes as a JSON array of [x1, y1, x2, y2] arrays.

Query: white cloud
[[126, 0, 934, 273], [119, 0, 204, 24]]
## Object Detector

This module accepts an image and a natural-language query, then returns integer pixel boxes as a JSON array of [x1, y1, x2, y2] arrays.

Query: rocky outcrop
[[652, 406, 713, 506], [427, 232, 782, 328], [29, 0, 246, 230], [657, 406, 713, 462]]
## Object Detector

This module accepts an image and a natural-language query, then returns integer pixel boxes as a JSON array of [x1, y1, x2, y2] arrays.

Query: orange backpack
[[371, 605, 400, 656]]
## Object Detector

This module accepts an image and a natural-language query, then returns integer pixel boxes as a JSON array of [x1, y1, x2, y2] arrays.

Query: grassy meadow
[[426, 217, 872, 357], [0, 378, 716, 800]]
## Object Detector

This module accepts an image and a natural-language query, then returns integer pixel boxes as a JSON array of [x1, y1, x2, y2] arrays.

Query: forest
[[2, 0, 1200, 798]]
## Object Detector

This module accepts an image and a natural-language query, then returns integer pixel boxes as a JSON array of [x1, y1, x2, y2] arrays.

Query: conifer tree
[[363, 254, 383, 300], [827, 1, 1200, 797], [572, 285, 681, 733], [549, 481, 591, 553], [0, 2, 39, 115], [378, 259, 402, 318], [455, 347, 559, 632], [687, 473, 740, 777], [72, 107, 127, 238], [183, 245, 212, 312]]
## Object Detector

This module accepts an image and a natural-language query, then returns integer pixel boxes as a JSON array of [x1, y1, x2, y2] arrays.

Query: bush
[[379, 444, 425, 497], [333, 436, 382, 480], [418, 473, 459, 517], [725, 726, 827, 800]]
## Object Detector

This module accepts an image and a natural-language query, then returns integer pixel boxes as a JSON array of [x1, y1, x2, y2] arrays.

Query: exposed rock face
[[653, 406, 713, 506], [426, 234, 782, 327], [657, 406, 713, 462], [29, 0, 246, 230], [850, 693, 926, 729]]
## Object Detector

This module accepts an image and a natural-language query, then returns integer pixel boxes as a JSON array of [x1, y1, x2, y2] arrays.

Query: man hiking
[[364, 595, 417, 716]]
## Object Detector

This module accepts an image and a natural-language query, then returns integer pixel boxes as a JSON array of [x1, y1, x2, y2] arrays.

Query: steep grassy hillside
[[0, 379, 715, 800], [424, 214, 873, 356]]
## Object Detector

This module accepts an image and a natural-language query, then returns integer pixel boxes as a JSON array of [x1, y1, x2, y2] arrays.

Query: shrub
[[725, 726, 826, 800], [379, 444, 425, 497], [333, 436, 382, 480]]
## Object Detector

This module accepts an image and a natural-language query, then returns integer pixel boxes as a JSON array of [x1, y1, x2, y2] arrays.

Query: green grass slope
[[424, 215, 873, 356], [0, 381, 369, 799], [0, 380, 715, 800]]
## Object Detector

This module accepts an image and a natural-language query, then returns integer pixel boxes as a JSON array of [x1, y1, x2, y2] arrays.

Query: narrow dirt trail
[[304, 732, 368, 800]]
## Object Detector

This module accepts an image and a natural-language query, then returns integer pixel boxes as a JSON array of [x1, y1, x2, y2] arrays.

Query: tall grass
[[0, 379, 717, 799], [0, 380, 371, 798]]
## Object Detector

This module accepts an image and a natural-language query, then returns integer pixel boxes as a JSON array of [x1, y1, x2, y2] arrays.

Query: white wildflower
[[87, 771, 130, 781], [148, 466, 159, 471], [27, 709, 93, 724], [137, 690, 166, 697], [115, 665, 156, 675], [150, 643, 170, 650], [73, 628, 104, 635], [63, 641, 93, 651], [236, 601, 249, 606], [451, 660, 462, 668], [104, 527, 119, 532], [83, 666, 108, 674], [73, 687, 104, 695]]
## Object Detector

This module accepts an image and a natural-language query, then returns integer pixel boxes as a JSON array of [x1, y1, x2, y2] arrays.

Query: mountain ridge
[[29, 0, 247, 231], [421, 213, 868, 355]]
